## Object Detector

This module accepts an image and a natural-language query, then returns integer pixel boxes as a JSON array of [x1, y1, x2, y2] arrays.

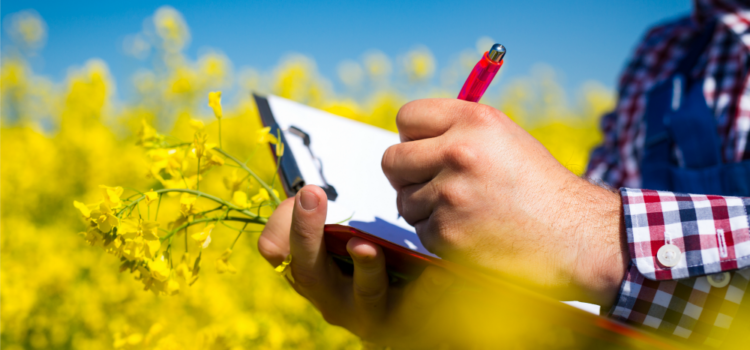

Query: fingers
[[397, 182, 437, 226], [347, 237, 389, 330], [396, 99, 476, 142], [258, 197, 295, 266], [391, 266, 455, 328], [382, 138, 444, 189], [288, 185, 352, 325], [289, 185, 332, 290]]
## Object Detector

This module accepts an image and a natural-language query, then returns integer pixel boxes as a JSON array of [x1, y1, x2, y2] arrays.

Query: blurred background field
[[1, 2, 687, 349]]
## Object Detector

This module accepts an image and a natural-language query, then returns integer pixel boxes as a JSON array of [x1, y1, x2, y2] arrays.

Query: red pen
[[457, 43, 506, 102]]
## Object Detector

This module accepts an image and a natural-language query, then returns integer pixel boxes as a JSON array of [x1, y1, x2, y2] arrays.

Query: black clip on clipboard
[[253, 93, 338, 200]]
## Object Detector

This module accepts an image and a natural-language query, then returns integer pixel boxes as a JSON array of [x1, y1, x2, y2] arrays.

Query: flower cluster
[[73, 92, 283, 296]]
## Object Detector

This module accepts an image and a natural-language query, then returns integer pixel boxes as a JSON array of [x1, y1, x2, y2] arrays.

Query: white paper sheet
[[267, 95, 434, 257]]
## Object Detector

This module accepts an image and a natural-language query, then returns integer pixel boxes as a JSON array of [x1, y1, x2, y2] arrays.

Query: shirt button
[[708, 272, 731, 288], [657, 244, 681, 267]]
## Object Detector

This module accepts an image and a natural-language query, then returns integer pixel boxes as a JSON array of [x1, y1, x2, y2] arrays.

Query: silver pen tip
[[488, 44, 506, 62]]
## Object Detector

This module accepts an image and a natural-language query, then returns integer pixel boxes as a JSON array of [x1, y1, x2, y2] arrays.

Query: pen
[[457, 43, 506, 102]]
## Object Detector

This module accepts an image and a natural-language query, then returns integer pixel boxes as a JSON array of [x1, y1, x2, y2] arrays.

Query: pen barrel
[[457, 52, 503, 102]]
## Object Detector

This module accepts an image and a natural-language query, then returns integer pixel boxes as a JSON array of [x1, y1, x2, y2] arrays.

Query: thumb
[[289, 185, 330, 289]]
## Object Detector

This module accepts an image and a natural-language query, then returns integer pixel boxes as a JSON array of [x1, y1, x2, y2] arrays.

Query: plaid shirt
[[585, 0, 750, 346]]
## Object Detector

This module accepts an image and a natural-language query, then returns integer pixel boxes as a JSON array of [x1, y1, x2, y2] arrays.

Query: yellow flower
[[256, 126, 278, 144], [403, 47, 436, 81], [189, 119, 204, 130], [215, 249, 237, 274], [251, 188, 279, 204], [99, 185, 124, 208], [80, 227, 104, 246], [113, 331, 143, 349], [200, 149, 224, 171], [118, 219, 161, 260], [8, 11, 46, 48], [163, 278, 180, 295], [223, 170, 244, 193], [148, 258, 170, 282], [147, 148, 183, 178], [90, 203, 119, 233], [175, 254, 199, 286], [179, 193, 199, 218], [232, 191, 248, 209], [274, 254, 295, 283], [192, 131, 208, 158], [137, 120, 161, 147], [208, 91, 222, 119], [190, 224, 214, 248], [275, 141, 285, 157], [144, 189, 158, 205], [73, 200, 92, 219]]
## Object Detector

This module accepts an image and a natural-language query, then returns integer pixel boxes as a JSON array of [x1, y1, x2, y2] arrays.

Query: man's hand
[[258, 185, 458, 347], [381, 99, 628, 306]]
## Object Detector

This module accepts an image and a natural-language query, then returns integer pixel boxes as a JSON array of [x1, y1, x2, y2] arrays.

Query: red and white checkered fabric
[[621, 189, 750, 281], [584, 0, 750, 346]]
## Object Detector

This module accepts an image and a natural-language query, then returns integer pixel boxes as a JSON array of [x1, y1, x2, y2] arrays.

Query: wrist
[[568, 181, 629, 308]]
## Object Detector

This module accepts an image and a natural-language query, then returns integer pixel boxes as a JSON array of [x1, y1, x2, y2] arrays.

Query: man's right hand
[[258, 185, 457, 347]]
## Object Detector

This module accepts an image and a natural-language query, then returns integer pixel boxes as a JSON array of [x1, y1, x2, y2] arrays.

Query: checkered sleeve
[[608, 188, 750, 346], [621, 188, 750, 280]]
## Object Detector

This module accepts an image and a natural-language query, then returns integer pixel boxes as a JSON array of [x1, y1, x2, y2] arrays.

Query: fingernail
[[299, 190, 319, 211]]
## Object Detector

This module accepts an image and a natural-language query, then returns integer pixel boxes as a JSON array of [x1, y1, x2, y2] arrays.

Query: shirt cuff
[[621, 188, 750, 281], [609, 263, 750, 347]]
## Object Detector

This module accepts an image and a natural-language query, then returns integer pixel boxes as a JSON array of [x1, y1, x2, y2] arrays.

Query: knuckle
[[442, 143, 479, 171], [466, 103, 500, 126], [415, 201, 463, 257], [436, 180, 470, 208]]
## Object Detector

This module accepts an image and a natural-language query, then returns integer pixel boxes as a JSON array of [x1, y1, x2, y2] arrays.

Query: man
[[259, 0, 750, 347]]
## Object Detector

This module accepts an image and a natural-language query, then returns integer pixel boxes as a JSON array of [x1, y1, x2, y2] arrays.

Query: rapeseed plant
[[1, 6, 613, 349]]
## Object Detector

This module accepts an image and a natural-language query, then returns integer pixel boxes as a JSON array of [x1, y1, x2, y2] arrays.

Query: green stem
[[230, 223, 249, 249], [123, 188, 265, 221], [212, 147, 281, 205], [196, 156, 201, 193], [197, 205, 224, 216], [160, 216, 266, 242], [155, 195, 162, 220], [168, 235, 174, 268], [163, 142, 192, 149]]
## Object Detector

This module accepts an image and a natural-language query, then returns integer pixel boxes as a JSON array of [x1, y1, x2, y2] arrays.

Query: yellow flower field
[[1, 7, 613, 349]]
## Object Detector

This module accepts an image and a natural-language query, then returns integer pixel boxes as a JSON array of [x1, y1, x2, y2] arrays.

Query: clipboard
[[254, 93, 691, 349]]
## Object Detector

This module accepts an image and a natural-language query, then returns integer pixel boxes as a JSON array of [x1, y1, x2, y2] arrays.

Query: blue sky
[[2, 0, 692, 98]]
